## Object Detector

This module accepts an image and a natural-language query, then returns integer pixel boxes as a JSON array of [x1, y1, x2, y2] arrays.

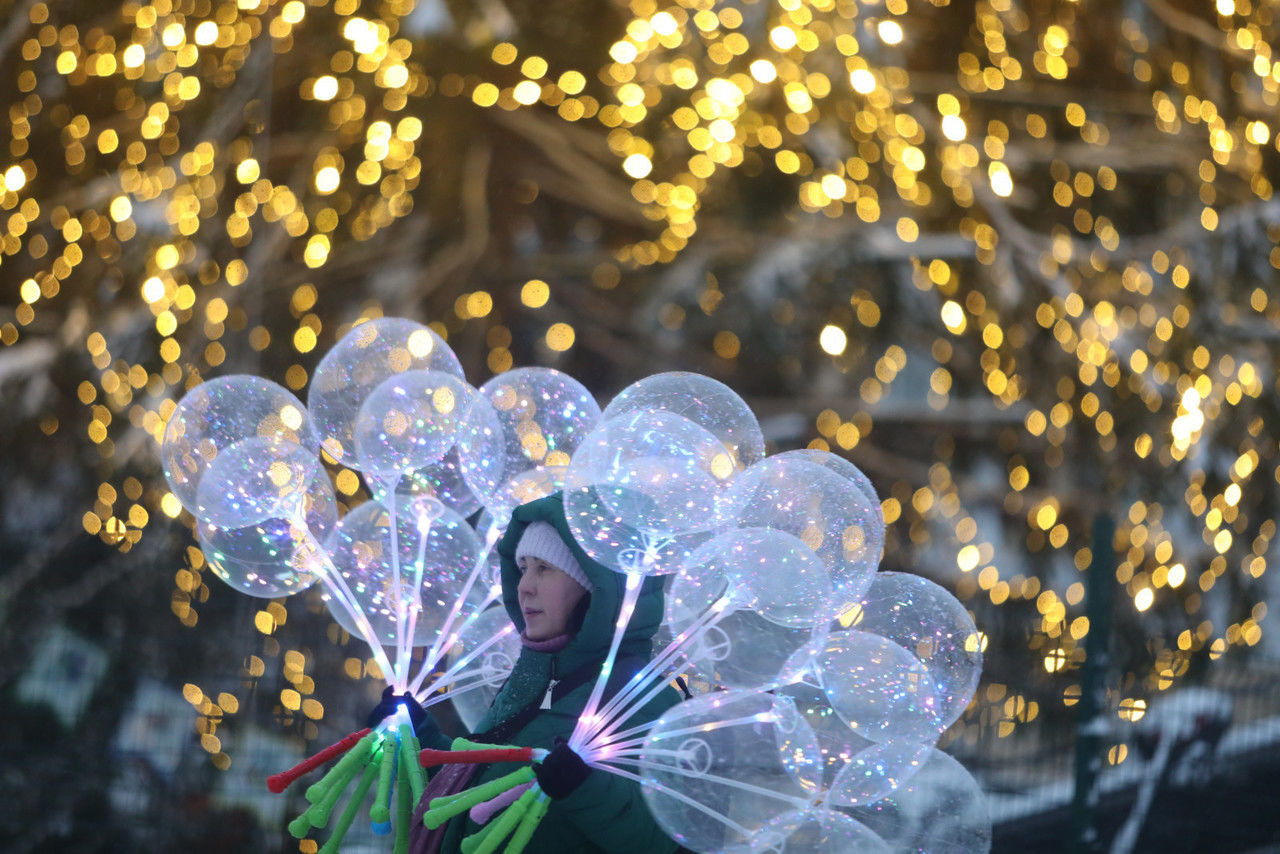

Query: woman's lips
[[523, 609, 542, 619]]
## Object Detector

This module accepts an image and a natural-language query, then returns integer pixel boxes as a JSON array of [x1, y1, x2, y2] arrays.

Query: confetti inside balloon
[[197, 468, 337, 598], [353, 369, 477, 486], [457, 367, 601, 518], [161, 374, 315, 514], [814, 630, 942, 746], [309, 317, 463, 467], [850, 571, 983, 730], [726, 454, 882, 616], [194, 435, 323, 529], [325, 500, 483, 648], [564, 410, 735, 576], [604, 372, 766, 471]]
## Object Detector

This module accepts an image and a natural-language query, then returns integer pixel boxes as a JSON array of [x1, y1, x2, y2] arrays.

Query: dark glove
[[534, 737, 593, 799], [365, 686, 428, 732]]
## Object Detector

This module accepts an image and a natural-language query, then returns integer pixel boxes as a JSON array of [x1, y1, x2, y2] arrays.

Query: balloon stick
[[268, 727, 371, 793], [305, 732, 377, 804], [370, 734, 399, 825], [397, 722, 426, 801], [317, 756, 380, 854], [592, 761, 755, 839], [464, 785, 539, 854], [580, 595, 732, 744], [309, 741, 378, 828], [418, 747, 538, 768], [502, 791, 551, 854], [423, 767, 535, 829], [394, 748, 413, 854], [570, 572, 643, 751]]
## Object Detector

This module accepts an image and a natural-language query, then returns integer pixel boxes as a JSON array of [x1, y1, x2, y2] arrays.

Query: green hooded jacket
[[436, 494, 682, 854]]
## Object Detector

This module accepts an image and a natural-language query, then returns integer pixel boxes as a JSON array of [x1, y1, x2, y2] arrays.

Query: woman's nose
[[517, 572, 534, 597]]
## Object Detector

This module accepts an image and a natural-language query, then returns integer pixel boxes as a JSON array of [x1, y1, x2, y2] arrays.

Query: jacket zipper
[[540, 658, 558, 710]]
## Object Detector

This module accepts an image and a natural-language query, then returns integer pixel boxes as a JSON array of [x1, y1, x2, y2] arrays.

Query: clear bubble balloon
[[354, 369, 477, 485], [194, 436, 323, 529], [445, 605, 521, 731], [678, 528, 832, 628], [369, 446, 482, 518], [754, 808, 891, 854], [604, 372, 766, 471], [777, 682, 929, 803], [309, 318, 464, 467], [162, 375, 315, 515], [814, 630, 941, 745], [850, 572, 983, 730], [196, 471, 337, 598], [639, 690, 822, 854], [564, 410, 735, 575], [849, 749, 991, 854], [324, 499, 483, 648], [726, 455, 882, 617], [772, 449, 880, 523], [457, 367, 600, 519]]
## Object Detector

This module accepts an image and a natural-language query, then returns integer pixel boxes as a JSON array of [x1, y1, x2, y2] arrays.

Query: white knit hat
[[515, 522, 590, 591]]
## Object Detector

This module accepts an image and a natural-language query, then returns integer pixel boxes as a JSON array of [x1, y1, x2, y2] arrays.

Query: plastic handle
[[268, 728, 371, 793], [419, 747, 534, 768], [370, 736, 399, 824], [317, 756, 381, 854], [503, 792, 551, 854], [424, 767, 535, 829]]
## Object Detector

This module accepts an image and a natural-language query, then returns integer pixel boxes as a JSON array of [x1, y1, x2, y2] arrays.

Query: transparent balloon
[[457, 367, 600, 518], [196, 468, 337, 598], [753, 808, 891, 854], [309, 318, 463, 467], [666, 545, 828, 692], [777, 681, 929, 803], [638, 690, 822, 854], [772, 449, 879, 516], [369, 447, 482, 518], [814, 630, 942, 745], [564, 410, 735, 576], [677, 528, 831, 628], [604, 372, 766, 471], [849, 572, 983, 730], [194, 436, 323, 529], [354, 369, 477, 485], [726, 455, 882, 616], [849, 749, 992, 854], [445, 605, 521, 731], [324, 500, 483, 648], [161, 375, 315, 514]]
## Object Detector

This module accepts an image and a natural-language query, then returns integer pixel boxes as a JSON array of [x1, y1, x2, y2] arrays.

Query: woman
[[397, 494, 682, 854]]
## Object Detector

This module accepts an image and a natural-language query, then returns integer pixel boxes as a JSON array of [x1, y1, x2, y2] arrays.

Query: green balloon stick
[[394, 749, 413, 854], [398, 722, 426, 802], [503, 792, 551, 854], [318, 755, 380, 854], [305, 732, 377, 804], [467, 786, 539, 854], [288, 812, 314, 840], [309, 742, 380, 828], [424, 767, 535, 829], [370, 733, 398, 824]]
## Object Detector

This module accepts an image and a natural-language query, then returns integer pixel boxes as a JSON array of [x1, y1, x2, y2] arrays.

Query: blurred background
[[2, 0, 1280, 851]]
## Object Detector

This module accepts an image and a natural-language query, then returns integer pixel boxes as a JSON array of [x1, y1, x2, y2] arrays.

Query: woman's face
[[517, 556, 588, 640]]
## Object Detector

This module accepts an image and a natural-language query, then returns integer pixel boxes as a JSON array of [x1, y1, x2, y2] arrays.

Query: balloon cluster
[[160, 316, 989, 853]]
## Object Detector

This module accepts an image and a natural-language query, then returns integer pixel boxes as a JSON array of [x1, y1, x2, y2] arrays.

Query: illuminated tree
[[2, 0, 1280, 844]]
